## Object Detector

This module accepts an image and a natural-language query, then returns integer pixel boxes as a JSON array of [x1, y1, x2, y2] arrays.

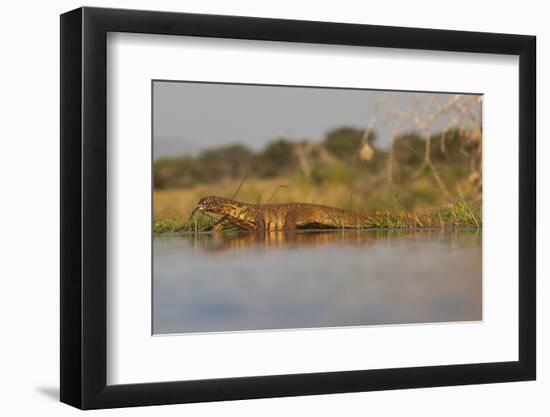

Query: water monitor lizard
[[190, 195, 449, 232]]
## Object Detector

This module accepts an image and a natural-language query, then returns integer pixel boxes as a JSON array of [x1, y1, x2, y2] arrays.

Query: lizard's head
[[190, 196, 228, 218]]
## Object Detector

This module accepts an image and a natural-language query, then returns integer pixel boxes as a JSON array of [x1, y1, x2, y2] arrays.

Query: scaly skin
[[191, 196, 446, 232]]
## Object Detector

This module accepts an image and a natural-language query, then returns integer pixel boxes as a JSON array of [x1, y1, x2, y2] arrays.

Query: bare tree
[[376, 92, 482, 202]]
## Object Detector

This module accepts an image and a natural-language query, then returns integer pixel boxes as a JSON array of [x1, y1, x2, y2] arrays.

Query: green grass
[[430, 201, 482, 227], [367, 213, 416, 229], [153, 214, 218, 234]]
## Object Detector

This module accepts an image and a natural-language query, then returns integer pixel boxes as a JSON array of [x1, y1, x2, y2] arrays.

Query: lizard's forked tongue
[[189, 206, 200, 220]]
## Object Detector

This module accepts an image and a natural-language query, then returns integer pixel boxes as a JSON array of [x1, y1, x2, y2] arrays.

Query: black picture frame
[[60, 6, 536, 410]]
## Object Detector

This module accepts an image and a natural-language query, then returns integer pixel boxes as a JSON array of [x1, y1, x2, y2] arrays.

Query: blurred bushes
[[323, 127, 364, 161], [154, 155, 196, 189], [196, 144, 254, 182], [153, 126, 480, 206], [255, 139, 298, 178]]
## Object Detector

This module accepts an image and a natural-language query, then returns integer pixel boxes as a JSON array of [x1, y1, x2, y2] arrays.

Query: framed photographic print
[[60, 6, 536, 409]]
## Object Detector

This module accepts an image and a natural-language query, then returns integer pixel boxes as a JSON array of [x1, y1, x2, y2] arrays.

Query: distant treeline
[[154, 126, 480, 194]]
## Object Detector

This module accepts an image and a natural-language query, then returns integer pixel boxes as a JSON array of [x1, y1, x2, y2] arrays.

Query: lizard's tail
[[320, 208, 447, 229]]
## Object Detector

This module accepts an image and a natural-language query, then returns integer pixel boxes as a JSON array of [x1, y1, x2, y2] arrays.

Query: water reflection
[[153, 229, 482, 334], [183, 228, 480, 252]]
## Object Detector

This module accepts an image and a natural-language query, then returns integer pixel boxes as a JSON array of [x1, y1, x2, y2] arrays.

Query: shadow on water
[[153, 229, 482, 335]]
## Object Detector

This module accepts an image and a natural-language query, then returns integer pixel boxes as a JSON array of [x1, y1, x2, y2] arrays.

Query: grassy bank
[[153, 179, 481, 234], [154, 175, 478, 217]]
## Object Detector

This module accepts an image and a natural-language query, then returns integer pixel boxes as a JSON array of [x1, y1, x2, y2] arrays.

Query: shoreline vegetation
[[153, 200, 481, 234], [153, 124, 482, 235]]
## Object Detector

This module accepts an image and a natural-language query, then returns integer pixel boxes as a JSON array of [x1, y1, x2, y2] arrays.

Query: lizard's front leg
[[207, 215, 230, 231], [207, 214, 250, 231], [284, 210, 298, 231]]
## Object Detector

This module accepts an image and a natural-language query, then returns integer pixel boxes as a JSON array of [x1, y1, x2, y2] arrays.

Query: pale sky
[[153, 81, 481, 160]]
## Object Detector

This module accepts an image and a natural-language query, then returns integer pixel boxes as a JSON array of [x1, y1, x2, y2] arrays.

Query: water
[[153, 229, 482, 335]]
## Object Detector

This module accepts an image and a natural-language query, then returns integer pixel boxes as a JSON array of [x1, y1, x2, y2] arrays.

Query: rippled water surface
[[153, 229, 481, 334]]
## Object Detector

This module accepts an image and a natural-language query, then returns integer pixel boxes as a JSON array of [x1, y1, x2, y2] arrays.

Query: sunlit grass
[[431, 201, 481, 227], [154, 176, 478, 217]]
